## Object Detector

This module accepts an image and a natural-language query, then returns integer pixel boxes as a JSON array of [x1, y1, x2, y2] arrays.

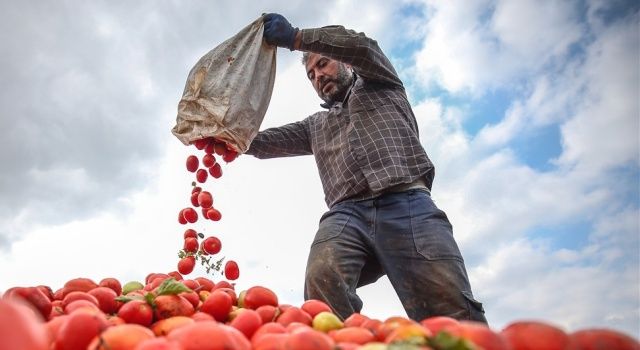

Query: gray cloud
[[0, 1, 312, 246]]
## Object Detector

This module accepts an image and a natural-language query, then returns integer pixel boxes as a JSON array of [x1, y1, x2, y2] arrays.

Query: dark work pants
[[304, 189, 487, 323]]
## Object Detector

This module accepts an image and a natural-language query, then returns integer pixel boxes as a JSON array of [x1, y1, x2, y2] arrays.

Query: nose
[[314, 71, 326, 90]]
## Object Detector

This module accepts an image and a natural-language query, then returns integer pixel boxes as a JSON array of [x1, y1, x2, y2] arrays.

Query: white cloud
[[415, 0, 498, 94], [472, 238, 639, 333], [414, 0, 584, 95], [491, 0, 583, 61], [409, 1, 639, 337], [414, 99, 471, 169], [556, 13, 640, 172]]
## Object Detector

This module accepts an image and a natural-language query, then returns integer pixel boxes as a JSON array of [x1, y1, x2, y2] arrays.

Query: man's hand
[[263, 13, 298, 50]]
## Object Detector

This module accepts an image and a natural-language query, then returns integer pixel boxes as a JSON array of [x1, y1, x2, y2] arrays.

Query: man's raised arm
[[262, 13, 403, 87]]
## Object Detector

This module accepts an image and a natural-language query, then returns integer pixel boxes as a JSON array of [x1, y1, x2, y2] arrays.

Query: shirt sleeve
[[299, 26, 403, 87], [244, 119, 313, 159]]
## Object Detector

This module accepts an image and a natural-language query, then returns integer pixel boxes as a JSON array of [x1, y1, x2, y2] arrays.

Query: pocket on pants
[[312, 206, 353, 245], [462, 291, 486, 320], [409, 194, 462, 261]]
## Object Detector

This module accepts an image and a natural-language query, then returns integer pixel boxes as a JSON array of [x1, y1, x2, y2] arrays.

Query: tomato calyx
[[177, 249, 225, 276]]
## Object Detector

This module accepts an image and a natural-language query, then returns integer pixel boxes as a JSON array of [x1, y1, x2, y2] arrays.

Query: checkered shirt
[[246, 25, 435, 208]]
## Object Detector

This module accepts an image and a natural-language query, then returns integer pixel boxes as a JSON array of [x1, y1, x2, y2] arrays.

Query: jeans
[[304, 189, 487, 323]]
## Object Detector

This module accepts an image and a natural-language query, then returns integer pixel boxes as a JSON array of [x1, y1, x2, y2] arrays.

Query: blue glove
[[263, 13, 298, 50]]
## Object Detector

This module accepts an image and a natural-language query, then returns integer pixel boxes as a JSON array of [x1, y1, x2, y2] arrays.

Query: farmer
[[246, 13, 487, 323]]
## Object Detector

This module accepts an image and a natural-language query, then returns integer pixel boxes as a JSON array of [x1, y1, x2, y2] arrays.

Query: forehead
[[305, 53, 332, 71]]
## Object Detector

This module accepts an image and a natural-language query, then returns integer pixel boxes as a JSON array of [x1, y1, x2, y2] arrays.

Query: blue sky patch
[[510, 123, 563, 172], [526, 219, 592, 252]]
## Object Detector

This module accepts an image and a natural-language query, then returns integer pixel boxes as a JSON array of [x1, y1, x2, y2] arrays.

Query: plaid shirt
[[246, 25, 434, 207]]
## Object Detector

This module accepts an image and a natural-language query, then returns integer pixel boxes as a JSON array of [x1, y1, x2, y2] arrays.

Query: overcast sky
[[0, 0, 638, 338]]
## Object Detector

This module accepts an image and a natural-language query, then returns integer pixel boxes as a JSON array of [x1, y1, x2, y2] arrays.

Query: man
[[245, 13, 487, 323]]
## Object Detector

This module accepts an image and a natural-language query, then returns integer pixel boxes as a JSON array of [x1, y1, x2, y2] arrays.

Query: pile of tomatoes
[[2, 274, 638, 349]]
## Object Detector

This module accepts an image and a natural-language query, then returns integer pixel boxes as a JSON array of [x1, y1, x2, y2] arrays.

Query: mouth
[[321, 81, 334, 95]]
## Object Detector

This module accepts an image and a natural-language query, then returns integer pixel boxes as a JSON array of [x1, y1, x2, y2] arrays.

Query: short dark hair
[[301, 51, 311, 66]]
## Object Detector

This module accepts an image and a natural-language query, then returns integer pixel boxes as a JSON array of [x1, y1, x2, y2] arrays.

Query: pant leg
[[373, 190, 487, 323], [304, 202, 381, 320]]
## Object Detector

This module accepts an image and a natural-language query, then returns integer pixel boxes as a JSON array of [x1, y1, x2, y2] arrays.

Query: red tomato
[[225, 260, 240, 280], [7, 287, 52, 320], [214, 281, 234, 290], [0, 299, 48, 350], [55, 310, 110, 350], [196, 169, 208, 183], [117, 299, 154, 327], [214, 143, 227, 156], [190, 192, 200, 207], [209, 163, 223, 178], [178, 256, 196, 275], [243, 286, 279, 310], [199, 241, 209, 255], [178, 209, 188, 225], [194, 277, 215, 292], [99, 277, 123, 296], [229, 309, 263, 339], [183, 237, 199, 253], [222, 149, 238, 163], [203, 154, 217, 168], [168, 271, 184, 281], [182, 208, 198, 223], [61, 291, 99, 310], [301, 299, 332, 318], [202, 236, 222, 255], [206, 208, 222, 221], [186, 155, 199, 173], [193, 138, 208, 150], [201, 208, 210, 221], [88, 287, 119, 315], [183, 229, 198, 239], [568, 328, 640, 350], [255, 305, 279, 324], [204, 139, 217, 154], [197, 191, 213, 209], [200, 290, 233, 322]]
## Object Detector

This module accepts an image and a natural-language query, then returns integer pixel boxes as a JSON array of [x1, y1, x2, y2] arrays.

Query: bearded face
[[305, 53, 354, 104], [317, 62, 354, 104]]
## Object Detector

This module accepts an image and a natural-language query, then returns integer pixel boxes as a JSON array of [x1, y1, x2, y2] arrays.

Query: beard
[[319, 64, 354, 104]]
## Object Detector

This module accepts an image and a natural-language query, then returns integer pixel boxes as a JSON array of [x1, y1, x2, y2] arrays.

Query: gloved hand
[[263, 13, 298, 50]]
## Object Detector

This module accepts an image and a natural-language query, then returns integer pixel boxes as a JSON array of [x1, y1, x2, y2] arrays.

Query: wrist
[[291, 30, 302, 51], [288, 28, 300, 51]]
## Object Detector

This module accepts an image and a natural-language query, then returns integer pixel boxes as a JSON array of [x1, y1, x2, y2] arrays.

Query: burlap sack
[[172, 16, 276, 153]]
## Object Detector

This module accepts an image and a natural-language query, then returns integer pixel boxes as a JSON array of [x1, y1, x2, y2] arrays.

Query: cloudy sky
[[1, 0, 638, 338]]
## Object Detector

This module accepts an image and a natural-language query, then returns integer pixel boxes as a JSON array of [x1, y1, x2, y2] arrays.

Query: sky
[[0, 0, 638, 339]]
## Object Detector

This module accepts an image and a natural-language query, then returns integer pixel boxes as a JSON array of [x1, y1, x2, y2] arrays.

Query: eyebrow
[[307, 57, 327, 78]]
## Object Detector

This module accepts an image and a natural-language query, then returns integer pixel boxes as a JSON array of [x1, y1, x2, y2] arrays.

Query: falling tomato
[[186, 155, 199, 173], [202, 236, 222, 255], [196, 169, 208, 183], [224, 260, 240, 280], [178, 256, 196, 275]]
